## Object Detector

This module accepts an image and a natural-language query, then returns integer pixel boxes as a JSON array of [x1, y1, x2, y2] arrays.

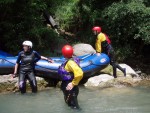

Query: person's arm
[[13, 52, 21, 77], [41, 56, 49, 60], [34, 51, 54, 63], [65, 60, 83, 90], [41, 56, 54, 63], [95, 34, 102, 53], [14, 63, 19, 74]]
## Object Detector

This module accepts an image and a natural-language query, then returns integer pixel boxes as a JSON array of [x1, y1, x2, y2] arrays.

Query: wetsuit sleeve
[[95, 34, 102, 53], [95, 33, 106, 53], [16, 52, 21, 64], [65, 60, 83, 86], [34, 51, 41, 62]]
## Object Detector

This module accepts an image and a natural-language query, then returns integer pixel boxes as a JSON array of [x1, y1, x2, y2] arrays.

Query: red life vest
[[104, 33, 111, 44]]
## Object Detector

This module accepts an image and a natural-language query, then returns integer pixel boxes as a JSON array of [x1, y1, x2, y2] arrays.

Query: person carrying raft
[[13, 40, 53, 94], [92, 26, 126, 78], [58, 45, 83, 109]]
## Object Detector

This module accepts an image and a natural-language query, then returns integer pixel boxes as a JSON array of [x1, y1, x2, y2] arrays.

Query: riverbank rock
[[84, 64, 141, 88], [100, 64, 139, 77], [84, 74, 142, 88], [84, 74, 114, 87], [0, 75, 18, 93], [73, 43, 96, 56], [117, 64, 139, 77], [0, 75, 49, 93]]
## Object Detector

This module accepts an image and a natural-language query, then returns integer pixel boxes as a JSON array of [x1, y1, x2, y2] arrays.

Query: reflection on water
[[0, 87, 150, 113]]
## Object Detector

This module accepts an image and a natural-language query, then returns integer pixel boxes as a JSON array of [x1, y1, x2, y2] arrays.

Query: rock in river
[[117, 64, 139, 77], [84, 74, 114, 87], [0, 75, 49, 93], [84, 74, 142, 88]]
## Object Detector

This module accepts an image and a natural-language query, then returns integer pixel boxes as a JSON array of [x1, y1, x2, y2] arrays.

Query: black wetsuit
[[102, 41, 125, 78], [61, 81, 80, 109], [16, 50, 41, 93], [58, 59, 81, 109]]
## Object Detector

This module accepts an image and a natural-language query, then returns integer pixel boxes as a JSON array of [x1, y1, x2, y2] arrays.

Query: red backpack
[[104, 33, 111, 44]]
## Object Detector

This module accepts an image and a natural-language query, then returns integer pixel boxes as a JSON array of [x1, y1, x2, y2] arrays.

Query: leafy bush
[[0, 0, 149, 60], [0, 0, 61, 55], [100, 0, 150, 59]]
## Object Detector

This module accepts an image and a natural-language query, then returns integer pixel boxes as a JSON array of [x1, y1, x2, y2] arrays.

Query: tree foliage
[[0, 0, 62, 55], [0, 0, 149, 59], [100, 0, 150, 59]]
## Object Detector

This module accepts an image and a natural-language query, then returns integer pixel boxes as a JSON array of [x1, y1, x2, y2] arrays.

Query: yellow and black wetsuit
[[61, 59, 83, 109], [95, 32, 126, 78]]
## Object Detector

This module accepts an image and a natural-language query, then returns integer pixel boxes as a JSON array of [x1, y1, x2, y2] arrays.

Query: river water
[[0, 86, 150, 113]]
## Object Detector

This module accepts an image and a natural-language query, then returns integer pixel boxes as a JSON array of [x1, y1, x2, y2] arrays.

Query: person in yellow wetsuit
[[92, 26, 126, 78], [58, 45, 83, 109]]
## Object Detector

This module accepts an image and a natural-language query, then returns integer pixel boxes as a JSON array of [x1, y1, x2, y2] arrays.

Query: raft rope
[[0, 53, 108, 73], [0, 57, 56, 72]]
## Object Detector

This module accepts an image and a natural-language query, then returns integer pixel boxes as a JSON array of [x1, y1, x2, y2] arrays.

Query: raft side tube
[[0, 53, 110, 79]]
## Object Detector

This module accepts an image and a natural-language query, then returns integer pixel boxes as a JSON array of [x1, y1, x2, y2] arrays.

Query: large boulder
[[84, 74, 142, 88], [0, 75, 18, 83], [117, 64, 139, 77], [73, 43, 96, 56], [0, 75, 48, 93], [0, 75, 18, 93], [84, 74, 114, 87], [100, 64, 139, 77], [84, 63, 141, 88]]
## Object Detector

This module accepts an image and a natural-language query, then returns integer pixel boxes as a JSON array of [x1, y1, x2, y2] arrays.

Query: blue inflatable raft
[[0, 53, 110, 79]]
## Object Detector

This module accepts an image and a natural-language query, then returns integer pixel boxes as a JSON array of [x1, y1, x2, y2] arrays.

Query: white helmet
[[22, 41, 33, 48]]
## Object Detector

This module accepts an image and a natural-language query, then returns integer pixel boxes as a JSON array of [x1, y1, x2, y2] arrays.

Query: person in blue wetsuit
[[13, 40, 53, 94]]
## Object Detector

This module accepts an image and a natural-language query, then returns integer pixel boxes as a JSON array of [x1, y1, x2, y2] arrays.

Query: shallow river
[[0, 86, 150, 113]]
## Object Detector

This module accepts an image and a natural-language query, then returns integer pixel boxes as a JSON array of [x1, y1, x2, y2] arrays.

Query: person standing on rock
[[92, 26, 126, 78], [58, 45, 83, 109], [13, 40, 53, 94]]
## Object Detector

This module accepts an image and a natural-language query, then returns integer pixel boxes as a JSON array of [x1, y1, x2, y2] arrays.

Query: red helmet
[[92, 26, 101, 33], [62, 45, 73, 58]]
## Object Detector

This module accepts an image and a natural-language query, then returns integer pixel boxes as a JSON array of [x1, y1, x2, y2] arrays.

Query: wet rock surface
[[0, 75, 50, 93], [84, 75, 142, 88], [0, 64, 149, 93], [84, 64, 149, 88]]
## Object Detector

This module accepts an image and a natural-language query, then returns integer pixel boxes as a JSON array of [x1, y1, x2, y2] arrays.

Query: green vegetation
[[0, 0, 150, 61]]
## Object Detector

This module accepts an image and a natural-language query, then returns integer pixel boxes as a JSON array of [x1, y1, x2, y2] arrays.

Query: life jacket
[[104, 33, 111, 44], [101, 33, 111, 53], [58, 57, 80, 81]]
